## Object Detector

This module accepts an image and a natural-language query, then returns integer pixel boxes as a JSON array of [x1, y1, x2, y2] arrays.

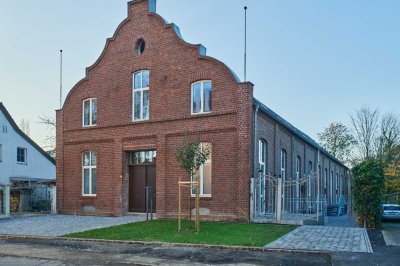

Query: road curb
[[0, 234, 332, 256]]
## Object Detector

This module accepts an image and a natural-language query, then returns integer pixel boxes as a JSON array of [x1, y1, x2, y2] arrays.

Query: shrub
[[352, 160, 384, 228]]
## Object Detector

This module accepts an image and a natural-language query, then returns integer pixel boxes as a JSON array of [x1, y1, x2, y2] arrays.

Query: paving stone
[[265, 225, 373, 253], [0, 214, 145, 237]]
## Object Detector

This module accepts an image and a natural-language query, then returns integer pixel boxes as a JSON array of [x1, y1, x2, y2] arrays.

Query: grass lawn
[[65, 220, 296, 247]]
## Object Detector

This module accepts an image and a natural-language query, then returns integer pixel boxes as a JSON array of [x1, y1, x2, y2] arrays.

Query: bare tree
[[376, 113, 400, 163], [38, 114, 56, 154], [318, 122, 357, 163], [350, 106, 380, 160], [19, 118, 31, 137]]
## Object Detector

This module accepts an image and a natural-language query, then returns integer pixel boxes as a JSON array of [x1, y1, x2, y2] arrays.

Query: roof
[[0, 102, 56, 165], [254, 98, 347, 169]]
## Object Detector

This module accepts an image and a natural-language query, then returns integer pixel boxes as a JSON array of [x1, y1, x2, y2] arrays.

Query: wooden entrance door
[[129, 164, 156, 212]]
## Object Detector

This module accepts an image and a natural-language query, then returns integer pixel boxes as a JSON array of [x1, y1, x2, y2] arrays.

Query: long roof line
[[254, 98, 347, 169]]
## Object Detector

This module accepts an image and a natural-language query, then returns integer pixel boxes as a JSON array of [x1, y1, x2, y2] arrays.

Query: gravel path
[[0, 214, 145, 237]]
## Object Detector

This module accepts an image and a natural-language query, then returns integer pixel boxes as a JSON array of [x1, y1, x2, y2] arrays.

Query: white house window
[[83, 98, 97, 126], [2, 125, 7, 133], [280, 149, 287, 180], [82, 151, 97, 196], [192, 143, 212, 196], [133, 70, 150, 121], [191, 80, 212, 114], [259, 139, 267, 176], [296, 156, 301, 198], [17, 147, 27, 164]]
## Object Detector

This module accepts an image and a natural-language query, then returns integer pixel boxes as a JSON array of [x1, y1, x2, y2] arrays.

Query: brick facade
[[57, 0, 253, 221], [56, 0, 348, 221]]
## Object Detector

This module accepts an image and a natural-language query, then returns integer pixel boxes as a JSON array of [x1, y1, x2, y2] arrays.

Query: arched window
[[133, 70, 150, 121], [259, 139, 267, 176], [308, 161, 313, 196], [280, 149, 287, 180], [191, 80, 212, 114]]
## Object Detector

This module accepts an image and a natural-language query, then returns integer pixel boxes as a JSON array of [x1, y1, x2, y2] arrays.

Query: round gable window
[[136, 38, 145, 55]]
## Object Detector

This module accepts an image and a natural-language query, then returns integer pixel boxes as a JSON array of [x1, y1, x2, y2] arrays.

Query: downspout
[[251, 104, 259, 221]]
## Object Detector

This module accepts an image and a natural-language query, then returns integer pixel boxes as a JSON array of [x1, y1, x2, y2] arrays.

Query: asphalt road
[[0, 237, 330, 266], [381, 221, 400, 246]]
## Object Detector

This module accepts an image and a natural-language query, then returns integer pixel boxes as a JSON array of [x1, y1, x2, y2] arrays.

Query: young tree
[[175, 137, 211, 231], [317, 122, 356, 163], [350, 106, 380, 160]]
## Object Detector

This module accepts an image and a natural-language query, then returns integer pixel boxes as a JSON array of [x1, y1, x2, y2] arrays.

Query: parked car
[[381, 204, 400, 221]]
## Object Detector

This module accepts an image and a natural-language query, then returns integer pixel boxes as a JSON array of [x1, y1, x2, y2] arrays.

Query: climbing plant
[[352, 160, 384, 228]]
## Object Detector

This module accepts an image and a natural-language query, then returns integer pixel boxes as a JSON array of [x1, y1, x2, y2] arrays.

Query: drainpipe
[[250, 104, 259, 221]]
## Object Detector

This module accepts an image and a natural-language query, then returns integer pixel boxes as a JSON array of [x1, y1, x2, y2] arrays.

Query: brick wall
[[56, 0, 253, 221]]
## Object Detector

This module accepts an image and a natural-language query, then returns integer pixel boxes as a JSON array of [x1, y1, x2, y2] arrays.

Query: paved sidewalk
[[265, 225, 373, 253], [381, 222, 400, 246], [0, 214, 145, 237]]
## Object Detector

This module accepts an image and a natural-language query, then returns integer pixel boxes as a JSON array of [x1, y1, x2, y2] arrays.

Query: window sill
[[17, 162, 27, 165], [132, 118, 149, 123], [191, 195, 212, 199], [82, 124, 97, 128], [191, 111, 212, 116], [81, 195, 97, 198]]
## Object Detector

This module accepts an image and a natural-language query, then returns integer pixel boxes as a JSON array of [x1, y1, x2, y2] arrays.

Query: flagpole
[[244, 6, 247, 82], [59, 49, 63, 109]]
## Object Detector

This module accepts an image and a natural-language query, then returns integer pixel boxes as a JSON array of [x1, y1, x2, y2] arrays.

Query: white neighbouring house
[[0, 102, 56, 216]]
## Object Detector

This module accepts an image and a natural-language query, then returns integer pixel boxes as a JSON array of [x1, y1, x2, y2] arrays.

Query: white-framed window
[[82, 151, 97, 196], [296, 156, 301, 198], [133, 70, 150, 121], [191, 143, 212, 196], [2, 125, 7, 133], [330, 170, 334, 204], [259, 139, 267, 175], [191, 80, 212, 114], [336, 173, 339, 192], [83, 98, 97, 127], [308, 161, 313, 196], [280, 149, 287, 180], [17, 147, 27, 164]]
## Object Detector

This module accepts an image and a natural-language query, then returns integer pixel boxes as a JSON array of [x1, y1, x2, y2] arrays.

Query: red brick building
[[57, 0, 349, 223]]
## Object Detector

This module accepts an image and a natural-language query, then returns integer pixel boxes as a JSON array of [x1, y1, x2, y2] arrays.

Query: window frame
[[0, 144, 2, 162], [132, 70, 150, 121], [17, 147, 27, 164], [191, 143, 212, 197], [259, 139, 267, 176], [82, 151, 97, 196], [280, 149, 287, 181], [191, 80, 212, 115], [82, 98, 97, 127]]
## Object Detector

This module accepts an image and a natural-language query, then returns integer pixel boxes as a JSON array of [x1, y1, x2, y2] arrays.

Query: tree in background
[[19, 118, 30, 137], [376, 113, 400, 164], [38, 114, 56, 157], [352, 160, 384, 228], [350, 106, 380, 160], [317, 122, 357, 164]]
